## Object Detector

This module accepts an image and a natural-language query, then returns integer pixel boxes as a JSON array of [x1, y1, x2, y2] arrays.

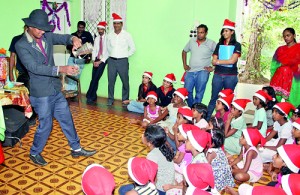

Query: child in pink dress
[[130, 91, 161, 128], [230, 128, 266, 183]]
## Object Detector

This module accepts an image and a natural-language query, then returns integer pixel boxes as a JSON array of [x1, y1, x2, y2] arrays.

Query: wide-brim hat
[[23, 9, 54, 31]]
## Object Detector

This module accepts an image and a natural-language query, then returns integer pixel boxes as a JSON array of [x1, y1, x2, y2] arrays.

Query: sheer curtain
[[109, 0, 127, 30]]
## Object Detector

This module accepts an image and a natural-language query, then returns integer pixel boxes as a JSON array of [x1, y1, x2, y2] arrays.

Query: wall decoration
[[41, 0, 71, 31]]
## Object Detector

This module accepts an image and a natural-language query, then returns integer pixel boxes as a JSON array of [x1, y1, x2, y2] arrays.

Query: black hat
[[22, 9, 54, 31]]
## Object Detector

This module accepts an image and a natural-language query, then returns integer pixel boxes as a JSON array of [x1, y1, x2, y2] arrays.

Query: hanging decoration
[[41, 0, 71, 32], [246, 0, 300, 11]]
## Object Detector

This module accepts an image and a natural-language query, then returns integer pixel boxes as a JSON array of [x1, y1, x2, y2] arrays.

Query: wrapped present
[[0, 57, 8, 82]]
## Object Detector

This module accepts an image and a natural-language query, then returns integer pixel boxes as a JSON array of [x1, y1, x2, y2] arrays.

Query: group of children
[[81, 73, 300, 194]]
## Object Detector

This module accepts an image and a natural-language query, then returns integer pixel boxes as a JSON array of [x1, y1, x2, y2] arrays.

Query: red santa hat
[[277, 144, 300, 173], [81, 164, 115, 195], [112, 13, 123, 22], [183, 163, 218, 194], [180, 72, 186, 85], [186, 129, 211, 152], [254, 90, 273, 103], [273, 102, 296, 117], [143, 71, 153, 79], [146, 91, 157, 102], [164, 73, 176, 83], [178, 107, 193, 121], [281, 174, 300, 195], [232, 99, 251, 112], [173, 88, 189, 100], [127, 157, 158, 187], [178, 124, 200, 139], [97, 21, 107, 29], [218, 88, 234, 98], [239, 184, 286, 195], [242, 128, 266, 147], [222, 19, 235, 30], [217, 93, 234, 110], [292, 118, 300, 130]]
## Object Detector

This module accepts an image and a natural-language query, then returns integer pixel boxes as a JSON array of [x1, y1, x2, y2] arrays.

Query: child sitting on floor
[[168, 107, 193, 144], [267, 144, 300, 187], [214, 93, 234, 124], [207, 117, 225, 132], [191, 103, 208, 129], [206, 128, 235, 191], [292, 118, 300, 145], [250, 90, 273, 137], [122, 157, 159, 195], [291, 105, 300, 122], [227, 146, 300, 195], [130, 91, 161, 128], [183, 163, 219, 195], [143, 125, 175, 194], [259, 102, 295, 163], [81, 164, 115, 195], [230, 128, 266, 184], [156, 73, 176, 109], [262, 86, 277, 132], [224, 99, 251, 155], [125, 71, 157, 113], [153, 88, 189, 152], [162, 124, 199, 193], [185, 128, 210, 164]]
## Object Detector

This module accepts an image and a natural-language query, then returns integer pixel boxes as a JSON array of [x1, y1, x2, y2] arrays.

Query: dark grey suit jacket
[[15, 32, 73, 97]]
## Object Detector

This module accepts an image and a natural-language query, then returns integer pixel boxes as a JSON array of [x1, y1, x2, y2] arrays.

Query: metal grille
[[83, 0, 110, 38]]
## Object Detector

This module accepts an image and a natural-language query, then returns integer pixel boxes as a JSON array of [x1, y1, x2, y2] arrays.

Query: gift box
[[0, 57, 8, 82]]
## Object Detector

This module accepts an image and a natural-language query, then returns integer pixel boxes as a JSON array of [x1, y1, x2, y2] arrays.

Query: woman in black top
[[207, 19, 241, 120]]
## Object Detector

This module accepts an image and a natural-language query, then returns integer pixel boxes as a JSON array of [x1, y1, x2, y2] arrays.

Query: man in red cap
[[102, 13, 136, 106], [86, 21, 108, 105], [182, 24, 216, 107]]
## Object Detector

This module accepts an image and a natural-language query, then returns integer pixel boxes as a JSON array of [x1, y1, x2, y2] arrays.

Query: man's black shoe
[[107, 101, 114, 106], [86, 99, 96, 105], [71, 148, 97, 157], [29, 154, 48, 166]]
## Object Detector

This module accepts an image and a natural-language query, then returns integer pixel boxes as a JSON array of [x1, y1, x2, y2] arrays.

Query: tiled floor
[[0, 96, 271, 194]]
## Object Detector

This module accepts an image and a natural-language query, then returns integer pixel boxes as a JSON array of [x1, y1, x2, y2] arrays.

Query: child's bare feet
[[225, 186, 238, 195]]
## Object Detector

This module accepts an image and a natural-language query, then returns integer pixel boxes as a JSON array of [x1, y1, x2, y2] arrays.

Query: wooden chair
[[61, 74, 82, 111]]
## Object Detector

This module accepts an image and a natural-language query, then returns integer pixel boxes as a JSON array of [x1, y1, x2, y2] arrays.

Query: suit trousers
[[86, 62, 107, 101], [107, 57, 129, 102], [29, 92, 81, 155]]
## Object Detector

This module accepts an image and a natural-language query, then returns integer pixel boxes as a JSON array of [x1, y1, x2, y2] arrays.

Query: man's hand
[[59, 65, 80, 76], [183, 64, 190, 71], [71, 36, 82, 51], [204, 66, 214, 72], [93, 61, 101, 67]]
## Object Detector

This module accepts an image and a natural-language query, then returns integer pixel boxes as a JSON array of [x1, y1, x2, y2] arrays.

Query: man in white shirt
[[86, 21, 107, 105], [104, 13, 136, 106]]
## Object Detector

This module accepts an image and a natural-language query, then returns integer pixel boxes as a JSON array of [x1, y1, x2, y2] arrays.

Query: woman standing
[[207, 19, 241, 120], [270, 28, 300, 106]]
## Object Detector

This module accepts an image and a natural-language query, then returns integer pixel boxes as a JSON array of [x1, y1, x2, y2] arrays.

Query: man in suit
[[86, 21, 108, 104], [15, 9, 96, 166]]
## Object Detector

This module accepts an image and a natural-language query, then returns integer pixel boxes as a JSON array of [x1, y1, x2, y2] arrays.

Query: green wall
[[81, 0, 238, 105], [0, 1, 39, 50], [1, 0, 238, 105]]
